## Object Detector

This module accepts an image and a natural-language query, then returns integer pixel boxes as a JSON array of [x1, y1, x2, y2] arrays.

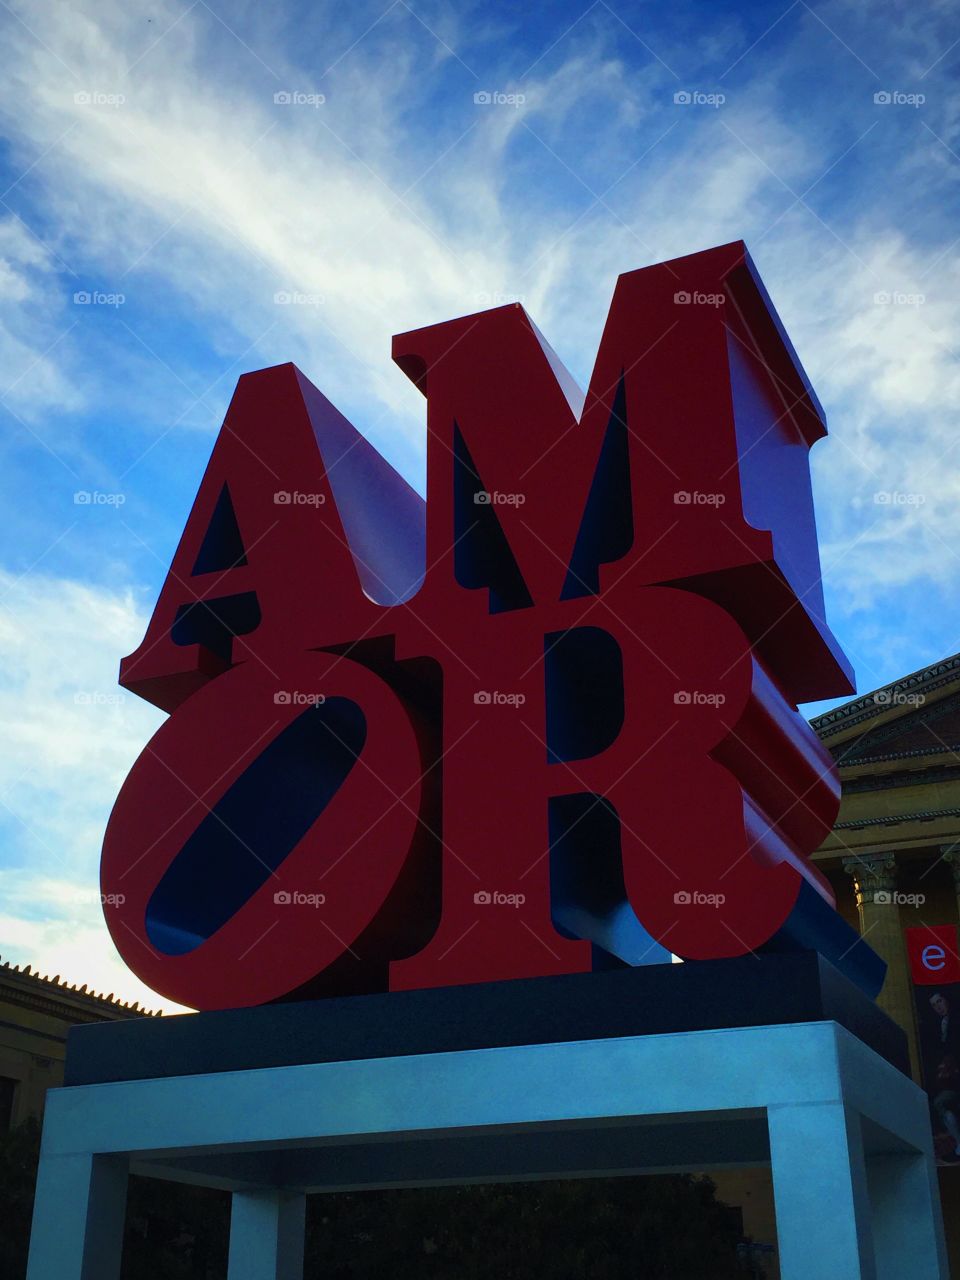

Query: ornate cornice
[[1, 986, 112, 1028], [833, 805, 960, 831], [843, 763, 960, 794], [832, 692, 960, 765], [811, 654, 960, 739], [832, 744, 960, 768], [0, 957, 161, 1020]]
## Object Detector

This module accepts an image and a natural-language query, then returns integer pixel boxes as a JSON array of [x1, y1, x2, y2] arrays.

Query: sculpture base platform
[[27, 957, 948, 1279]]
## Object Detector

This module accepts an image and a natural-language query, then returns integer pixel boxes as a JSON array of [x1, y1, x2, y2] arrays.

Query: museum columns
[[842, 852, 919, 1079]]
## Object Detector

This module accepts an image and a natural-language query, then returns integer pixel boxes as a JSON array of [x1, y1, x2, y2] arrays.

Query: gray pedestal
[[26, 1019, 948, 1279]]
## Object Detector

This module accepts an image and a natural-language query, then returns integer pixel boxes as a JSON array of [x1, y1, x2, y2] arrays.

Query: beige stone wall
[[0, 966, 153, 1126], [0, 993, 70, 1123]]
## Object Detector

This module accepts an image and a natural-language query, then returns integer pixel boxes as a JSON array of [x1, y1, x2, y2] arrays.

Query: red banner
[[907, 925, 960, 986]]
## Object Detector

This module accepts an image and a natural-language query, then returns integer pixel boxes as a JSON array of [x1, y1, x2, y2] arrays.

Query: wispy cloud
[[0, 0, 958, 998]]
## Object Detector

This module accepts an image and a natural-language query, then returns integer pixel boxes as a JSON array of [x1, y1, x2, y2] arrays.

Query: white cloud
[[1, 0, 960, 1002], [0, 568, 176, 1006], [2, 4, 957, 598], [0, 217, 83, 418], [0, 891, 174, 1013]]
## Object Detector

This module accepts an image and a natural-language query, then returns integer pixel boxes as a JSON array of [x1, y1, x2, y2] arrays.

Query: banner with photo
[[907, 924, 960, 1166]]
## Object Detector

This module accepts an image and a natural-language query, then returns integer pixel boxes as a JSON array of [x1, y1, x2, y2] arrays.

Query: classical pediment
[[811, 654, 960, 767], [832, 694, 960, 767]]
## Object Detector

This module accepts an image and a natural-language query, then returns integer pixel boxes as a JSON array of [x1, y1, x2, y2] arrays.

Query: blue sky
[[0, 0, 957, 1007]]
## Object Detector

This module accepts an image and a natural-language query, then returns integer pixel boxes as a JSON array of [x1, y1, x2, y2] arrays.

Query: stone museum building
[[0, 958, 155, 1129], [718, 651, 960, 1277], [812, 651, 960, 1274]]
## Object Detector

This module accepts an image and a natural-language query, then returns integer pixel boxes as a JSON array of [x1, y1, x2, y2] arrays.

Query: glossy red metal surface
[[102, 242, 874, 1010]]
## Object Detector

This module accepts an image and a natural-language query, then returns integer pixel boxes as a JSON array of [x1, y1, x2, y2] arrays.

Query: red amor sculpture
[[101, 241, 882, 1010]]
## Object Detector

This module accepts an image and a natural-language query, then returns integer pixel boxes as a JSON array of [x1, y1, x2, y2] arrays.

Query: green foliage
[[305, 1175, 749, 1279], [122, 1176, 229, 1279], [0, 1120, 230, 1280], [0, 1116, 41, 1280], [0, 1117, 753, 1280]]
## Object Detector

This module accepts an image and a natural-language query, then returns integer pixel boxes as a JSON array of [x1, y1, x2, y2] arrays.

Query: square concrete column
[[227, 1189, 306, 1280], [768, 1101, 875, 1279], [769, 1098, 948, 1280], [25, 1151, 128, 1280], [867, 1151, 949, 1280]]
